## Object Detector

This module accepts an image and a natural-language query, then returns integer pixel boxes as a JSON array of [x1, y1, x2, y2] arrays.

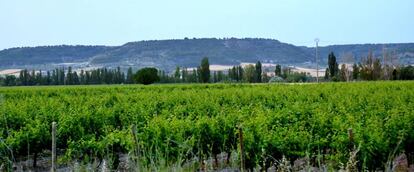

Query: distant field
[[0, 82, 413, 171]]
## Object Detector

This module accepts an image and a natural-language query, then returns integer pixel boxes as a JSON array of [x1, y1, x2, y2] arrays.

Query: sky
[[0, 0, 413, 50]]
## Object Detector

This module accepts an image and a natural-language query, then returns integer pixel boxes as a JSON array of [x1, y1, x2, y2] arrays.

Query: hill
[[0, 38, 413, 72]]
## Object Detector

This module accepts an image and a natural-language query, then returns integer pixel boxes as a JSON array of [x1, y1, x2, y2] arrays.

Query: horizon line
[[2, 37, 414, 51]]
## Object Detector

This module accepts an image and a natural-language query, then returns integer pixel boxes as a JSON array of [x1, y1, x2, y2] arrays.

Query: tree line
[[1, 53, 413, 86], [159, 58, 310, 83], [325, 51, 414, 82], [0, 67, 131, 86]]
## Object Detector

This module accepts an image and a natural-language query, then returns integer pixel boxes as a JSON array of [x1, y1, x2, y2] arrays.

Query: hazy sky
[[1, 0, 413, 50]]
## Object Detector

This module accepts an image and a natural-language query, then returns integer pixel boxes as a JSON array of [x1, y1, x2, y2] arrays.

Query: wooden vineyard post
[[51, 122, 57, 172], [239, 126, 245, 172], [131, 124, 140, 168], [348, 128, 354, 151]]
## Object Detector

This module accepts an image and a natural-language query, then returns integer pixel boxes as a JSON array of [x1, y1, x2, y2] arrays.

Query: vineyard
[[0, 82, 413, 171]]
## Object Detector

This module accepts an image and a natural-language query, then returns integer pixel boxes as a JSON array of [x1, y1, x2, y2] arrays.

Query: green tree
[[229, 65, 243, 82], [360, 51, 375, 80], [85, 71, 91, 84], [237, 66, 244, 81], [197, 66, 202, 83], [228, 67, 236, 81], [392, 68, 399, 80], [35, 70, 42, 85], [191, 69, 198, 83], [29, 70, 36, 85], [181, 67, 188, 82], [174, 66, 181, 82], [400, 65, 414, 80], [73, 71, 80, 85], [352, 64, 360, 80], [200, 57, 210, 83], [3, 75, 17, 86], [324, 68, 329, 80], [59, 68, 65, 85], [285, 72, 308, 82], [373, 58, 382, 80], [217, 71, 224, 82], [281, 67, 291, 79], [213, 71, 218, 83], [51, 70, 57, 85], [19, 69, 29, 85], [328, 52, 339, 81], [243, 64, 256, 83], [275, 64, 282, 76], [45, 71, 52, 85], [255, 61, 262, 83], [80, 70, 86, 85], [66, 67, 73, 85], [133, 67, 160, 85], [126, 67, 134, 84]]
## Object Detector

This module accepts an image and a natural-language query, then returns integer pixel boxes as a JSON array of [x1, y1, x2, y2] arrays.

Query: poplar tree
[[255, 61, 262, 83], [328, 52, 339, 81], [200, 57, 210, 83]]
